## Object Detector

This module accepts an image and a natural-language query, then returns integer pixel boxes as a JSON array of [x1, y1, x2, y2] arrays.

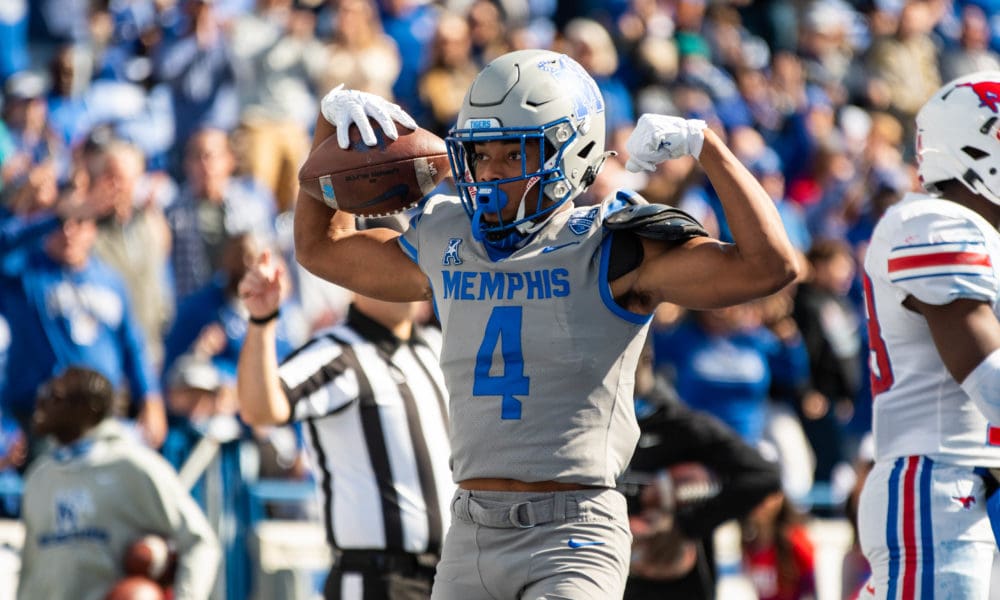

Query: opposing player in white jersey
[[295, 49, 799, 599], [858, 71, 1000, 599]]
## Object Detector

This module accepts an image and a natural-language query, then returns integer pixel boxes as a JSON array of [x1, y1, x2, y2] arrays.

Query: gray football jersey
[[400, 195, 650, 486]]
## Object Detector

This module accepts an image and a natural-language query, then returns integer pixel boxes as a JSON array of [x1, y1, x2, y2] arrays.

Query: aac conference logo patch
[[568, 207, 599, 235]]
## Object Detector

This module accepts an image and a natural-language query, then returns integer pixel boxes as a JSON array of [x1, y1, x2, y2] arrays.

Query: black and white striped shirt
[[279, 305, 452, 555]]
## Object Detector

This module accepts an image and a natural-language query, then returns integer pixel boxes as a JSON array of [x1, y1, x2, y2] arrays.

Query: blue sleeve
[[0, 212, 60, 256], [161, 290, 217, 383]]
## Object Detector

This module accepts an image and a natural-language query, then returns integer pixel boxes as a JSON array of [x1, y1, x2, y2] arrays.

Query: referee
[[236, 248, 452, 600]]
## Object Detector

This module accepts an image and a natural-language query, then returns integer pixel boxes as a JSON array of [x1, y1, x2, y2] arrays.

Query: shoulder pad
[[604, 202, 709, 243]]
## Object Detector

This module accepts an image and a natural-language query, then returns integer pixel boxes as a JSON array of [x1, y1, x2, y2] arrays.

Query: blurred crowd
[[2, 0, 999, 598]]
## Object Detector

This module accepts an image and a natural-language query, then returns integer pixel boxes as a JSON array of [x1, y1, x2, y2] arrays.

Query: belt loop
[[454, 490, 473, 522], [553, 493, 566, 521], [509, 502, 537, 528]]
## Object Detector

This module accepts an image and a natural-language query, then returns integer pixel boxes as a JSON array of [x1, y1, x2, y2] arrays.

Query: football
[[123, 534, 176, 585], [104, 576, 165, 600], [298, 120, 450, 217], [667, 462, 721, 506]]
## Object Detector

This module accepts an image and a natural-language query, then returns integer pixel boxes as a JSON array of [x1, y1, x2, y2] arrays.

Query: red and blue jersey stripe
[[887, 241, 992, 284], [886, 456, 934, 600]]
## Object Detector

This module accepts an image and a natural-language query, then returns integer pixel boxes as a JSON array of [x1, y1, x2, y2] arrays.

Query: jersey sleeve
[[278, 334, 358, 420], [398, 194, 438, 263], [883, 212, 998, 306]]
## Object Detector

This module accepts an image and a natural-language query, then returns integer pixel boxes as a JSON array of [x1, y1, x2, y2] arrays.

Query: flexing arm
[[236, 250, 292, 425], [905, 296, 1000, 420], [616, 117, 800, 311], [293, 91, 431, 302]]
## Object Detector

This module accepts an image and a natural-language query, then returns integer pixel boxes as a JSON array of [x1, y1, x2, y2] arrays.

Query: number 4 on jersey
[[474, 306, 530, 419]]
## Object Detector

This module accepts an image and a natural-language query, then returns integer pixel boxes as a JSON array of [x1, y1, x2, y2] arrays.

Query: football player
[[294, 49, 799, 599], [857, 71, 1000, 599]]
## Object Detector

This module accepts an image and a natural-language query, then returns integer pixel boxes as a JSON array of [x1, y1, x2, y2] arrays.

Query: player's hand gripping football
[[625, 114, 707, 172], [320, 83, 418, 150]]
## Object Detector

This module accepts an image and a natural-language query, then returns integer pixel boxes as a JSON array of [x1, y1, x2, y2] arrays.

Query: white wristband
[[961, 348, 1000, 424]]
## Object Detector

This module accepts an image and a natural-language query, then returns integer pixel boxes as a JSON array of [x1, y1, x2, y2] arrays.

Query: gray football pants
[[431, 488, 632, 600]]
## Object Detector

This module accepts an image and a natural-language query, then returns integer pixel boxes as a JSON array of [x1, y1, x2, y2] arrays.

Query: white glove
[[625, 114, 707, 172], [320, 83, 419, 149]]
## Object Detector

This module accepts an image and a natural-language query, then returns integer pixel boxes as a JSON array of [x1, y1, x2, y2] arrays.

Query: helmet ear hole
[[577, 141, 596, 160], [543, 139, 557, 163], [462, 142, 477, 177]]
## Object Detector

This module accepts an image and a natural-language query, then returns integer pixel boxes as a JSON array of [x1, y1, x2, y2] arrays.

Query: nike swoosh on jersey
[[567, 537, 605, 549], [541, 241, 581, 254]]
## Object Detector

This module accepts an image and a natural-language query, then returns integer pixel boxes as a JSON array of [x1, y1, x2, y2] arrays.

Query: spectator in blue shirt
[[153, 0, 238, 176], [163, 232, 300, 388], [0, 0, 28, 84], [0, 194, 166, 462], [745, 143, 812, 253], [653, 300, 809, 446]]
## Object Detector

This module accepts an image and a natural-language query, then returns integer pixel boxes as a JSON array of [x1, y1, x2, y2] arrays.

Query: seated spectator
[[87, 137, 174, 369], [563, 18, 635, 141], [740, 491, 817, 600], [17, 366, 219, 600], [466, 0, 510, 67], [382, 0, 440, 123], [939, 5, 1000, 81], [741, 140, 812, 253], [624, 335, 782, 599], [44, 44, 92, 149], [417, 11, 479, 137], [652, 301, 809, 447], [1, 71, 65, 188], [229, 0, 322, 213], [152, 0, 238, 174], [314, 0, 401, 101], [162, 231, 302, 386], [792, 238, 863, 486], [166, 128, 276, 300]]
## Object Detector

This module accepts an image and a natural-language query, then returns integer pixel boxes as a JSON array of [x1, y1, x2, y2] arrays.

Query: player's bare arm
[[905, 296, 1000, 383], [294, 189, 430, 302], [293, 95, 432, 302], [613, 120, 799, 312]]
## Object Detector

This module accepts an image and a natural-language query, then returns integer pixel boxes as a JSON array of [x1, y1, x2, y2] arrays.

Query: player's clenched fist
[[625, 114, 707, 172]]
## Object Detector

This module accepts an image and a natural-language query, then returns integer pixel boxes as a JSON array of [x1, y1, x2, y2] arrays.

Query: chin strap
[[472, 177, 545, 249], [512, 176, 544, 238]]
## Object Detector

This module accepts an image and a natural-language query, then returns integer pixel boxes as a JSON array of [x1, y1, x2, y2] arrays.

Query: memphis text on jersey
[[440, 268, 571, 301]]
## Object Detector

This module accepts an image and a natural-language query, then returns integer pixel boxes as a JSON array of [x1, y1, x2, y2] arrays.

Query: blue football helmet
[[446, 50, 610, 249]]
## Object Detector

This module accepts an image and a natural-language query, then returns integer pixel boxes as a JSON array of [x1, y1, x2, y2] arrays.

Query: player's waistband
[[451, 487, 622, 529], [459, 478, 605, 492]]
